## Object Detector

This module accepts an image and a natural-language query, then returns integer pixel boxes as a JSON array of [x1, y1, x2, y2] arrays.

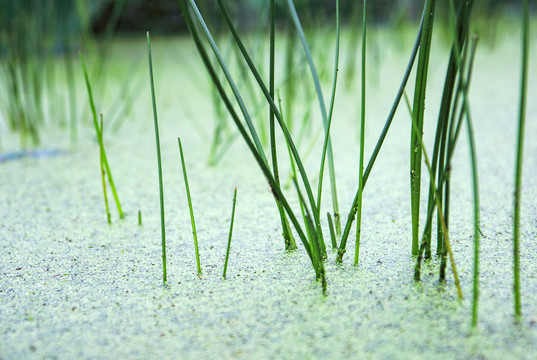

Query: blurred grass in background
[[0, 0, 530, 148]]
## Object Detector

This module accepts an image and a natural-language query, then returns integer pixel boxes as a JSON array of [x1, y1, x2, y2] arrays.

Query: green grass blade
[[354, 0, 367, 267], [223, 187, 238, 279], [178, 137, 202, 275], [147, 32, 167, 283], [514, 0, 529, 321], [269, 0, 296, 251]]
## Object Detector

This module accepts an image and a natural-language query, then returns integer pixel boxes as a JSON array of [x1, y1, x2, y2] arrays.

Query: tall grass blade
[[269, 0, 297, 251], [514, 0, 529, 321], [147, 32, 167, 283], [354, 0, 367, 266]]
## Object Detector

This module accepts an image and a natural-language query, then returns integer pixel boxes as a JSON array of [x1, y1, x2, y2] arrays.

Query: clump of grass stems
[[147, 32, 167, 284], [421, 0, 474, 262], [336, 5, 427, 263], [223, 187, 238, 280], [513, 0, 529, 322], [412, 33, 479, 280], [177, 0, 321, 287], [444, 0, 481, 327], [212, 0, 326, 256], [80, 52, 124, 222], [178, 137, 202, 276], [408, 92, 463, 300], [285, 0, 342, 240]]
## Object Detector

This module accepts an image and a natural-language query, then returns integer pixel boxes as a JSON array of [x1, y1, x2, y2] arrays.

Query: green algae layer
[[1, 32, 537, 359]]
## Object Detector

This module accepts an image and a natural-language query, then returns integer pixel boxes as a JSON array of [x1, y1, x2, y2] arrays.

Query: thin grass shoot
[[223, 187, 238, 279], [177, 137, 202, 276]]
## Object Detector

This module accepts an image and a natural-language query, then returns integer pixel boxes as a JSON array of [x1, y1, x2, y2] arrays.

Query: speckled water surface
[[1, 30, 536, 359]]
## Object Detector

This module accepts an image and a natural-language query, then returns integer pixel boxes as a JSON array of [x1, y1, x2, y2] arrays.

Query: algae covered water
[[1, 32, 537, 358]]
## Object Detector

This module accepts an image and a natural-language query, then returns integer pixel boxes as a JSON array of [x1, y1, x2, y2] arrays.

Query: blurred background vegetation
[[0, 0, 528, 41], [0, 0, 531, 148]]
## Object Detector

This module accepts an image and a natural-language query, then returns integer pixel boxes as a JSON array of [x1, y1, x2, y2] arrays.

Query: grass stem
[[223, 187, 238, 279], [147, 32, 167, 283], [98, 114, 111, 225], [354, 0, 367, 266], [514, 0, 529, 321], [178, 137, 202, 275]]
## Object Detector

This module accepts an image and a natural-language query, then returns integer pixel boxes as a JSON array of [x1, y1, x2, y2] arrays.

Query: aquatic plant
[[354, 0, 367, 266], [514, 0, 529, 321], [178, 137, 202, 276], [223, 187, 238, 280], [147, 32, 167, 283]]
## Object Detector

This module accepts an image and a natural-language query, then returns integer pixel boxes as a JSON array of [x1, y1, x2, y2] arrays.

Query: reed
[[513, 0, 529, 321], [354, 0, 367, 266], [223, 187, 238, 280], [147, 32, 167, 283], [178, 137, 202, 275]]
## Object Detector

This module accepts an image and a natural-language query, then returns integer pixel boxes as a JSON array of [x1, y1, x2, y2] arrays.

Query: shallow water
[[1, 30, 537, 359]]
